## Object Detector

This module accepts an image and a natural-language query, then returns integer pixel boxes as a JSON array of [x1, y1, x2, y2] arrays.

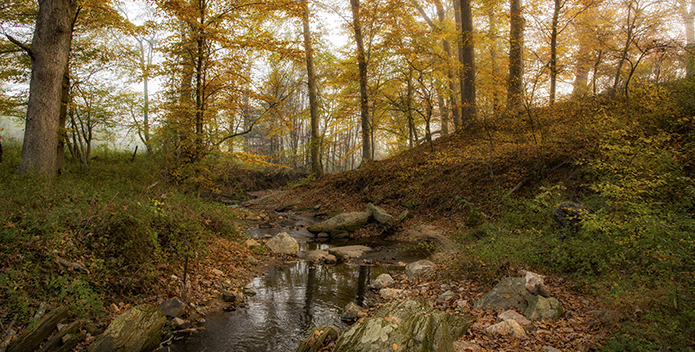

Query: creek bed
[[170, 213, 429, 351]]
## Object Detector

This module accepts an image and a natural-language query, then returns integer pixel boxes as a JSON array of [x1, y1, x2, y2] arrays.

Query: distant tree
[[350, 0, 371, 163], [508, 0, 524, 115], [459, 0, 477, 125], [302, 0, 323, 176]]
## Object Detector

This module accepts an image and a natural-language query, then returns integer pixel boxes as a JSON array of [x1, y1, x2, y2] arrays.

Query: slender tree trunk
[[612, 2, 633, 96], [682, 0, 695, 78], [488, 9, 501, 116], [549, 0, 560, 106], [302, 0, 323, 176], [433, 0, 461, 130], [459, 0, 477, 125], [17, 0, 76, 176], [572, 22, 591, 97], [57, 67, 69, 174], [453, 0, 463, 130], [508, 0, 524, 115], [350, 0, 371, 163]]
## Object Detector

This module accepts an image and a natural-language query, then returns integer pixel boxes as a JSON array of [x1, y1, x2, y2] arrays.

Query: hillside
[[277, 82, 695, 350]]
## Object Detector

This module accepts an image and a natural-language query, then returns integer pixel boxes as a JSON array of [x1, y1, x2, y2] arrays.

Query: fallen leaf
[[393, 343, 398, 351]]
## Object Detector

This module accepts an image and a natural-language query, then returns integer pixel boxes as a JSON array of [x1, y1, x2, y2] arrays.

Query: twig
[[0, 315, 17, 352]]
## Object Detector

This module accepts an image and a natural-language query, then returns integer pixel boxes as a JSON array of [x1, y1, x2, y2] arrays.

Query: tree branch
[[5, 34, 34, 60]]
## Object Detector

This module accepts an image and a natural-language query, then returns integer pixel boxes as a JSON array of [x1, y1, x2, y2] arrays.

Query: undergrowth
[[446, 80, 695, 350], [0, 146, 246, 326]]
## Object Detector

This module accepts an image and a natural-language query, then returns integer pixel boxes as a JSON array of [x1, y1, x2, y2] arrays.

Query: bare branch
[[5, 34, 34, 60]]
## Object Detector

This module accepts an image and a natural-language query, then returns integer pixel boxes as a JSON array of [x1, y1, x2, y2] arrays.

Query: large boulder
[[266, 232, 299, 255], [366, 203, 394, 226], [525, 295, 563, 321], [307, 212, 371, 235], [333, 298, 474, 352], [473, 277, 530, 311], [405, 260, 437, 279], [88, 305, 166, 352]]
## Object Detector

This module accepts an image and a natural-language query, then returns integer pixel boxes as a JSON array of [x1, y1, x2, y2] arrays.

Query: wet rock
[[485, 319, 527, 339], [266, 232, 299, 255], [8, 306, 68, 352], [307, 212, 371, 234], [379, 288, 404, 300], [524, 295, 563, 321], [332, 231, 350, 239], [159, 297, 185, 318], [222, 289, 244, 304], [243, 287, 257, 296], [405, 260, 437, 279], [473, 277, 529, 311], [305, 250, 330, 261], [333, 297, 474, 352], [497, 310, 531, 326], [88, 305, 166, 352], [369, 273, 395, 290], [323, 254, 337, 264], [297, 326, 339, 352], [329, 246, 372, 260], [552, 201, 590, 228], [437, 290, 456, 303], [341, 302, 367, 322], [366, 203, 393, 226]]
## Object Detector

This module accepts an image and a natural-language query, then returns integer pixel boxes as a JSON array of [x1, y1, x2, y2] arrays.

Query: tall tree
[[507, 0, 524, 114], [8, 0, 77, 175], [301, 0, 323, 176], [350, 0, 371, 162], [459, 0, 477, 124], [679, 0, 695, 77]]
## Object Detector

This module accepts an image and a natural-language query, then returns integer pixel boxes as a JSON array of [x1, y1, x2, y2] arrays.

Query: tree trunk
[[459, 0, 477, 125], [682, 0, 695, 78], [507, 0, 524, 115], [350, 0, 371, 163], [488, 8, 501, 116], [453, 0, 463, 130], [572, 21, 592, 97], [433, 0, 461, 130], [18, 0, 76, 176], [302, 0, 323, 176], [549, 0, 560, 106], [612, 2, 633, 96]]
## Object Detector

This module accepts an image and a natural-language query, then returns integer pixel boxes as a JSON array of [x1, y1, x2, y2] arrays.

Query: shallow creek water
[[169, 212, 429, 352]]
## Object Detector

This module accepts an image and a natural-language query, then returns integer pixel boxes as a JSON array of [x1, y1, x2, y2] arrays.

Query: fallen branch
[[0, 315, 17, 352]]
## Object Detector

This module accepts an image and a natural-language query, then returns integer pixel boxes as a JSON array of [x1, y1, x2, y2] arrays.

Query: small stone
[[498, 310, 532, 326], [405, 260, 437, 279], [525, 295, 563, 321], [525, 271, 548, 296], [437, 290, 456, 303], [245, 239, 260, 248], [543, 347, 562, 352], [172, 317, 185, 328], [453, 340, 483, 351], [247, 256, 259, 265], [369, 273, 395, 290], [266, 232, 299, 255], [323, 254, 337, 264], [222, 290, 244, 304], [379, 288, 403, 300], [211, 268, 224, 276], [317, 232, 329, 238], [341, 302, 364, 322], [456, 300, 469, 311], [243, 287, 257, 296], [485, 320, 527, 339]]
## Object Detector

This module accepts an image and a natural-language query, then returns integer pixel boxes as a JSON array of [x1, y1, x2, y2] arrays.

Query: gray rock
[[366, 203, 394, 226], [245, 239, 260, 248], [158, 297, 185, 318], [332, 231, 350, 239], [323, 254, 337, 264], [497, 310, 531, 326], [171, 317, 185, 328], [266, 232, 299, 255], [307, 212, 371, 234], [485, 320, 527, 339], [222, 289, 244, 304], [247, 256, 259, 265], [453, 341, 482, 351], [524, 295, 563, 321], [437, 290, 456, 303], [243, 287, 257, 296], [473, 277, 530, 311], [297, 326, 339, 352], [369, 273, 395, 290], [341, 302, 366, 322], [379, 288, 404, 300], [88, 305, 166, 352], [305, 250, 330, 261], [333, 297, 474, 352], [405, 260, 437, 279], [552, 201, 590, 228], [8, 306, 68, 352], [524, 271, 549, 296]]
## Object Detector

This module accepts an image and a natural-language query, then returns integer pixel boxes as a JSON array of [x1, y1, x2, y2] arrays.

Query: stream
[[169, 211, 429, 352]]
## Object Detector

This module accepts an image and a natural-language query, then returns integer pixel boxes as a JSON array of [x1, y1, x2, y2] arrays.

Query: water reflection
[[170, 261, 395, 352]]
